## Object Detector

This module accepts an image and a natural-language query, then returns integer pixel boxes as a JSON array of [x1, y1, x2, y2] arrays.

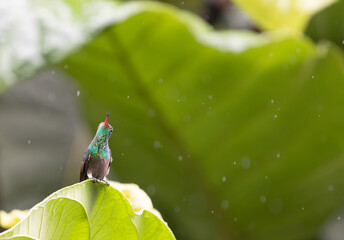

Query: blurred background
[[1, 0, 344, 239]]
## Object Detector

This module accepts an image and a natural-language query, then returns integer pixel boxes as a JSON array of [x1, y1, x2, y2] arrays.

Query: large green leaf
[[1, 0, 336, 91], [61, 3, 344, 240], [232, 0, 337, 32], [0, 198, 89, 240], [0, 181, 175, 240], [305, 0, 344, 48]]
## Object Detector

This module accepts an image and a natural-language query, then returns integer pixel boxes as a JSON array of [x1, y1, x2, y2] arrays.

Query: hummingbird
[[80, 113, 113, 185]]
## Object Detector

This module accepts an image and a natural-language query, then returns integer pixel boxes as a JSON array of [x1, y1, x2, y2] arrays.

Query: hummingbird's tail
[[80, 165, 87, 181], [80, 154, 90, 182], [80, 167, 87, 181]]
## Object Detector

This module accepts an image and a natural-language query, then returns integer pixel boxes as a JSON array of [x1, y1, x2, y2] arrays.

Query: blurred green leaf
[[61, 3, 344, 240], [0, 181, 175, 240], [305, 0, 344, 47], [232, 0, 337, 32]]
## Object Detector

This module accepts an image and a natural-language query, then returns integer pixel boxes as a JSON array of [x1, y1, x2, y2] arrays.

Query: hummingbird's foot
[[100, 179, 110, 186], [91, 178, 109, 186]]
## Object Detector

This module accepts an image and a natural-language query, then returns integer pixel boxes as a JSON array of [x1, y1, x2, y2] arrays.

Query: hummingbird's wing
[[104, 150, 113, 177], [80, 153, 91, 181]]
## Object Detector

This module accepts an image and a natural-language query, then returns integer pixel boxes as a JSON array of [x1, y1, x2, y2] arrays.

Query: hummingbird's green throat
[[80, 113, 113, 185]]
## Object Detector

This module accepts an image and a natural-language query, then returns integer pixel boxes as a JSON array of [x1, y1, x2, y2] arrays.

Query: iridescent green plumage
[[80, 113, 113, 185], [88, 126, 112, 159]]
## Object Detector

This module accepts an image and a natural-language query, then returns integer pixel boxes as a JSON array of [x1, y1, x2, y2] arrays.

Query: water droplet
[[209, 106, 212, 110], [221, 200, 229, 209], [271, 99, 274, 104], [158, 78, 164, 84], [178, 155, 183, 161], [318, 114, 321, 118], [269, 199, 283, 214], [269, 52, 273, 57], [184, 113, 191, 123], [274, 114, 278, 119], [174, 206, 180, 212], [48, 92, 56, 102], [234, 217, 238, 221], [265, 175, 269, 180], [146, 185, 156, 195], [28, 140, 31, 144], [328, 185, 334, 191], [338, 216, 341, 221], [260, 195, 266, 203], [222, 176, 226, 182], [211, 210, 214, 214], [276, 153, 280, 158], [147, 108, 156, 117], [342, 40, 344, 45], [187, 154, 191, 158], [77, 90, 80, 97], [181, 1, 184, 5], [301, 207, 304, 210], [241, 156, 251, 169], [208, 95, 213, 100], [177, 99, 180, 103], [64, 64, 69, 69], [127, 96, 130, 99], [233, 161, 237, 165], [312, 75, 315, 79], [202, 102, 205, 105], [248, 222, 255, 231], [153, 141, 162, 149]]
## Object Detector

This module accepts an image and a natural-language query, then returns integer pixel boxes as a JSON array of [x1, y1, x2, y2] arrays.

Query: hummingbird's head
[[97, 113, 113, 138]]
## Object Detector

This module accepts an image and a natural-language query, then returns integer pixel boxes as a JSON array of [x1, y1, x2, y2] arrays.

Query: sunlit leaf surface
[[0, 181, 174, 240], [0, 198, 89, 240], [232, 0, 337, 32]]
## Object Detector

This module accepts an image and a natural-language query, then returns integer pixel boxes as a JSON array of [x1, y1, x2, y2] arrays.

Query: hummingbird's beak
[[104, 113, 109, 126]]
